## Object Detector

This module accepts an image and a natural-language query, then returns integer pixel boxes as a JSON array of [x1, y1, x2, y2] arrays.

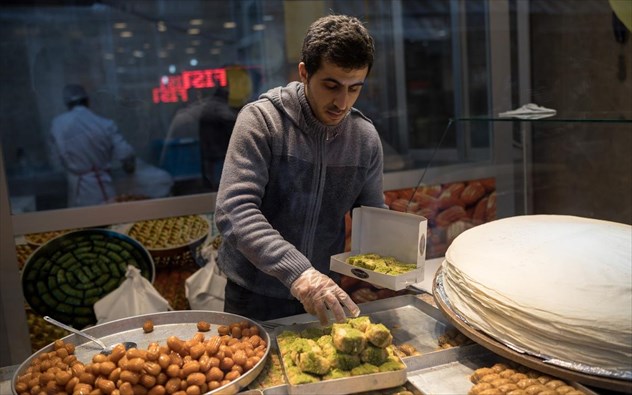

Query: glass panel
[[0, 1, 283, 212], [4, 0, 626, 217], [1, 0, 494, 214]]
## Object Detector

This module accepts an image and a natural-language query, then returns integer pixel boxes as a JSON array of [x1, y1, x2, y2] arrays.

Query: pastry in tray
[[356, 383, 421, 395], [276, 316, 405, 386], [469, 362, 589, 395], [248, 352, 287, 389], [21, 229, 154, 328], [437, 326, 473, 350], [24, 229, 76, 247], [127, 215, 209, 251], [15, 317, 269, 395], [346, 253, 417, 275]]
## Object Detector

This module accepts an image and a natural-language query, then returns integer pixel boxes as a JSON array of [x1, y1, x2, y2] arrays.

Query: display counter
[[2, 116, 630, 387], [4, 291, 624, 395]]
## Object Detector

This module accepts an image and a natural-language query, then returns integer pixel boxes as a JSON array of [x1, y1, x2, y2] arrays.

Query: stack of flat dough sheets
[[441, 215, 632, 377]]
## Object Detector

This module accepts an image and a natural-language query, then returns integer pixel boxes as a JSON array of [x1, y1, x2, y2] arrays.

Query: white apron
[[67, 167, 115, 207]]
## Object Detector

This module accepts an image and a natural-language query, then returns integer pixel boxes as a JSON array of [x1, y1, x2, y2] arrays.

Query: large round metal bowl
[[12, 310, 271, 395], [21, 228, 155, 329]]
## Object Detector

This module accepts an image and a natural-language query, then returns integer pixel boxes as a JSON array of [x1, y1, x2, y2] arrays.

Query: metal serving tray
[[272, 321, 408, 395], [404, 343, 600, 395], [12, 310, 271, 395], [253, 295, 601, 395], [250, 295, 456, 395], [267, 294, 452, 356]]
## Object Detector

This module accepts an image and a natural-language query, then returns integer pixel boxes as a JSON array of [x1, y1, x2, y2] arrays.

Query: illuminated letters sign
[[152, 68, 228, 104]]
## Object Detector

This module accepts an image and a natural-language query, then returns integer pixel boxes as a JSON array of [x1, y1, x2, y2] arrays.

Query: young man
[[214, 15, 386, 325]]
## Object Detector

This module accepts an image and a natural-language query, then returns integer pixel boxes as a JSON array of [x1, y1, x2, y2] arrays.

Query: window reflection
[[1, 0, 489, 213], [1, 1, 280, 211]]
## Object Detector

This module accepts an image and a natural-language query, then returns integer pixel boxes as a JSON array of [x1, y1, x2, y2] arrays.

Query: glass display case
[[453, 114, 632, 224]]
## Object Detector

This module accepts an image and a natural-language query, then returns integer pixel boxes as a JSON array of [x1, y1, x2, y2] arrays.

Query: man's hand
[[290, 268, 360, 325]]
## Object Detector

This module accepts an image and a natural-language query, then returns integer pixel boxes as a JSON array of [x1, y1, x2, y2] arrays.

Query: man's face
[[299, 60, 369, 126]]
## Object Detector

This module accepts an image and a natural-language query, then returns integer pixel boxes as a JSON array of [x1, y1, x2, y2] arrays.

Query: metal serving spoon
[[43, 316, 136, 355]]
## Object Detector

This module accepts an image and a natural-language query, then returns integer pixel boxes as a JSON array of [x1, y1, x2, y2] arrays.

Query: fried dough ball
[[143, 320, 155, 333]]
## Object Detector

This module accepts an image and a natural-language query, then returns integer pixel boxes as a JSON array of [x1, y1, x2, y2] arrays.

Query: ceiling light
[[158, 51, 167, 58], [211, 48, 221, 55], [114, 22, 127, 29], [188, 28, 200, 35], [186, 47, 196, 54], [223, 22, 236, 29], [190, 59, 198, 66], [169, 65, 176, 74], [157, 21, 167, 32], [252, 24, 265, 31], [190, 19, 203, 25], [133, 50, 144, 58], [120, 31, 133, 38]]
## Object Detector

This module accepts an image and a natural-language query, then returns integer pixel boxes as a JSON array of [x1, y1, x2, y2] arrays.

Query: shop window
[[1, 0, 491, 213]]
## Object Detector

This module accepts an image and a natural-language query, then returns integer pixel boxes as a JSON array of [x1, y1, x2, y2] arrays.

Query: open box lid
[[350, 206, 426, 266]]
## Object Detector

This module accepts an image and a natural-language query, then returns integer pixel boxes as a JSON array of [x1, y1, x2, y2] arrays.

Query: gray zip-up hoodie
[[215, 81, 386, 300]]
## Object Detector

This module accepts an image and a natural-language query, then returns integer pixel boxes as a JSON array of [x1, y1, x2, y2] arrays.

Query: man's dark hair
[[301, 15, 375, 77]]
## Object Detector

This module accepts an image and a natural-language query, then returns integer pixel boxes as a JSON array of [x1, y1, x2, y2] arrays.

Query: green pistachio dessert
[[276, 317, 405, 386], [346, 253, 417, 275]]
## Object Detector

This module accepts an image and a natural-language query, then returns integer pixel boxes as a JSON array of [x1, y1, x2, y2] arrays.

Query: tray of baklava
[[248, 295, 599, 395], [248, 295, 472, 394]]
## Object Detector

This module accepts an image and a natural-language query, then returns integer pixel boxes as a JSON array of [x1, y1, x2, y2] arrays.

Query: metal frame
[[516, 0, 533, 215], [486, 0, 516, 219], [0, 148, 32, 366]]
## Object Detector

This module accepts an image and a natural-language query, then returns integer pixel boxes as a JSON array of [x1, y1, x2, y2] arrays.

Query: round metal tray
[[12, 310, 271, 395], [432, 267, 632, 393], [21, 229, 155, 328]]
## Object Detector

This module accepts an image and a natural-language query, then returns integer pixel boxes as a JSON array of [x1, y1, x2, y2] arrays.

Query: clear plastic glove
[[290, 268, 361, 325]]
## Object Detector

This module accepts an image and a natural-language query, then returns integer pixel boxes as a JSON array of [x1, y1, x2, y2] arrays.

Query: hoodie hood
[[260, 81, 304, 130], [259, 81, 371, 138]]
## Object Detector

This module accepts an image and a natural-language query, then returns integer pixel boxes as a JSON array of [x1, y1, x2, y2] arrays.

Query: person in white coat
[[50, 84, 136, 207]]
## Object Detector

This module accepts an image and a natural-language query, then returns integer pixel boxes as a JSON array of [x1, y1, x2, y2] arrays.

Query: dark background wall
[[530, 0, 632, 224]]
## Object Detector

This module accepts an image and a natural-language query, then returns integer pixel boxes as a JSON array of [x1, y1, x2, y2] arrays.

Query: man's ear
[[298, 62, 308, 83]]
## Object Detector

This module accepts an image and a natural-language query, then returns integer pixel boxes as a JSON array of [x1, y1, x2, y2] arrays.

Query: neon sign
[[152, 68, 227, 104]]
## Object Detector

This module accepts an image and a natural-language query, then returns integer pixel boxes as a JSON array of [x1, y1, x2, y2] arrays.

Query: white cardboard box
[[330, 206, 427, 291]]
